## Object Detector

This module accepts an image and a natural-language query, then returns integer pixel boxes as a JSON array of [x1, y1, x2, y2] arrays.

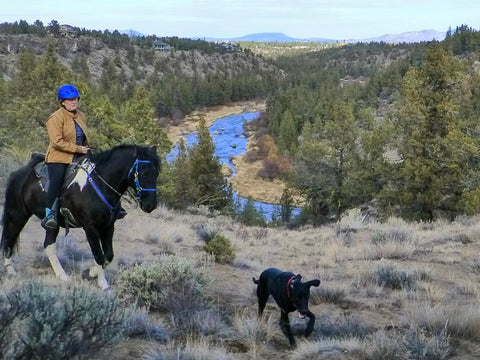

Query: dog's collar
[[286, 276, 295, 299]]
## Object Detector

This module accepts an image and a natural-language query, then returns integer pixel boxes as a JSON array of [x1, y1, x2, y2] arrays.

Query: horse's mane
[[89, 144, 160, 169]]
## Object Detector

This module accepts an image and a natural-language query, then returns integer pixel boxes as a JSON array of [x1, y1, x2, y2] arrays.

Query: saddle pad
[[33, 157, 91, 188]]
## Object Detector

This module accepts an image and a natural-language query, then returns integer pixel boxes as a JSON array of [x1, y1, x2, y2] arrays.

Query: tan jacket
[[45, 107, 88, 164]]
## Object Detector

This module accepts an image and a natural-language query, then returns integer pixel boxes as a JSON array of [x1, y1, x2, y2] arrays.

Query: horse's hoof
[[99, 279, 111, 290], [89, 266, 99, 278], [59, 275, 71, 282], [82, 269, 91, 279]]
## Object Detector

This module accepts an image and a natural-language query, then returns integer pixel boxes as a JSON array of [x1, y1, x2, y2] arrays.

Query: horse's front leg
[[100, 224, 115, 265], [44, 228, 69, 282], [84, 226, 110, 290]]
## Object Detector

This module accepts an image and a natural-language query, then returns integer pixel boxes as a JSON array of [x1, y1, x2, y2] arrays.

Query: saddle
[[32, 153, 91, 229]]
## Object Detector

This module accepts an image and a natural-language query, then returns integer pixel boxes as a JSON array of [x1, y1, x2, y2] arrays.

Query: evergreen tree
[[83, 93, 126, 149], [278, 187, 294, 223], [171, 138, 194, 210], [46, 20, 60, 36], [278, 109, 297, 154], [120, 87, 172, 154], [72, 55, 91, 82], [292, 100, 357, 222], [189, 118, 231, 210], [239, 198, 266, 226], [383, 45, 479, 220]]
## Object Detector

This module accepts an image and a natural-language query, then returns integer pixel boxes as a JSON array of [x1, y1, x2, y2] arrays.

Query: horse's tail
[[1, 163, 35, 257], [3, 154, 43, 225]]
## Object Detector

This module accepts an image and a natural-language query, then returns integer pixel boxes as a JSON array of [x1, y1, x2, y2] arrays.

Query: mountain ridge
[[124, 29, 447, 44], [200, 29, 446, 44]]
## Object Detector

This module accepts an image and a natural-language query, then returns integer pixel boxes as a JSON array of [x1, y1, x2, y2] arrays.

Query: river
[[167, 111, 301, 221]]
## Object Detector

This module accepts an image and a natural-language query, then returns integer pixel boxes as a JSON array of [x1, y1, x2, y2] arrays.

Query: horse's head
[[128, 146, 161, 213]]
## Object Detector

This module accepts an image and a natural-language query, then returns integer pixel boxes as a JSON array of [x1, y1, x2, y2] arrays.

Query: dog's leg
[[305, 311, 316, 337], [256, 283, 269, 316], [280, 311, 295, 347]]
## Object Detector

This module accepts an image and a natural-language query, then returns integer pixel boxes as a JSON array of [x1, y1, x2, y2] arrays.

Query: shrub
[[124, 309, 169, 340], [403, 327, 450, 360], [0, 280, 126, 360], [196, 222, 219, 242], [310, 285, 345, 305], [313, 314, 373, 340], [258, 158, 280, 180], [373, 261, 417, 290], [203, 234, 235, 264], [244, 149, 259, 162], [144, 340, 231, 360], [232, 311, 276, 352], [371, 229, 412, 245], [116, 256, 211, 312]]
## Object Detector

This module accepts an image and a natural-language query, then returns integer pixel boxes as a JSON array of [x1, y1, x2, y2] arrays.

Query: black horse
[[1, 144, 160, 289]]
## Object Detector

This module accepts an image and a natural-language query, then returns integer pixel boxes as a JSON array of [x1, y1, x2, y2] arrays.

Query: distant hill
[[197, 30, 446, 44], [202, 33, 337, 43], [120, 29, 146, 37], [347, 29, 446, 44], [119, 28, 446, 44]]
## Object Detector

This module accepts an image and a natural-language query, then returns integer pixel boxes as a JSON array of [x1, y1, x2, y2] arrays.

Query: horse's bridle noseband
[[127, 159, 157, 196]]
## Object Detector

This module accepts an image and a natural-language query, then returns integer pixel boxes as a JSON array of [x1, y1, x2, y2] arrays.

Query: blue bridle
[[85, 158, 157, 211], [127, 159, 157, 196]]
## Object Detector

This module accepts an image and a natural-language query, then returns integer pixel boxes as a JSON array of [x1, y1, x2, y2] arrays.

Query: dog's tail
[[252, 277, 260, 284]]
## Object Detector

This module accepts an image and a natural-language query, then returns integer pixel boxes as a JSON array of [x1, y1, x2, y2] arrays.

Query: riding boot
[[41, 198, 60, 230], [117, 207, 128, 219], [115, 203, 128, 220]]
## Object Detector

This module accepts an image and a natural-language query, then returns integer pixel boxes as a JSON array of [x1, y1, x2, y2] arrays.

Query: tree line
[[264, 25, 480, 223], [0, 21, 280, 223], [2, 20, 480, 224]]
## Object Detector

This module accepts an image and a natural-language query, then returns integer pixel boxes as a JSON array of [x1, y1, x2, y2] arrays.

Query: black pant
[[46, 163, 68, 209]]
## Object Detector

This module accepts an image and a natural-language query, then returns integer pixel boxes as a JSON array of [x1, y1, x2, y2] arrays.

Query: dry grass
[[3, 202, 480, 359]]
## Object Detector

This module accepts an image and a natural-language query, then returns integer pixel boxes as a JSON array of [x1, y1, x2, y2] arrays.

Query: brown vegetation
[[2, 202, 480, 359]]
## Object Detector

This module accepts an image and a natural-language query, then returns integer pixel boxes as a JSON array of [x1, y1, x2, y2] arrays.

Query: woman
[[41, 84, 89, 229]]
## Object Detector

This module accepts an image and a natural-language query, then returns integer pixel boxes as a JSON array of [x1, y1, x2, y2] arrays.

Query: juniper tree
[[292, 100, 357, 223], [189, 118, 232, 210], [171, 138, 195, 210], [119, 87, 172, 154], [383, 45, 480, 220]]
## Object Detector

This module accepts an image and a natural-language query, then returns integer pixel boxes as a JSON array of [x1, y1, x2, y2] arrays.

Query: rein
[[83, 158, 156, 210], [88, 173, 115, 210]]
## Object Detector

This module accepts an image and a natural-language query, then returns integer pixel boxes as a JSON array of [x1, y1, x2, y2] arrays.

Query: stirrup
[[41, 214, 58, 230]]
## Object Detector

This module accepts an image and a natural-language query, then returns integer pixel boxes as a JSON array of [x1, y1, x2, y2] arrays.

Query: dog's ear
[[305, 279, 321, 288], [296, 274, 302, 281]]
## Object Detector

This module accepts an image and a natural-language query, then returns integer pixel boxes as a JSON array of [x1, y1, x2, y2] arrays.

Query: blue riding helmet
[[57, 84, 80, 100]]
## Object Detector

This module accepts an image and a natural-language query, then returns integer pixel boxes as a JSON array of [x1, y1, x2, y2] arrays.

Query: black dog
[[252, 267, 320, 346]]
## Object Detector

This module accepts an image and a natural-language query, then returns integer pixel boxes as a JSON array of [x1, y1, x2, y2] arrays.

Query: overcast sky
[[3, 0, 479, 40]]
